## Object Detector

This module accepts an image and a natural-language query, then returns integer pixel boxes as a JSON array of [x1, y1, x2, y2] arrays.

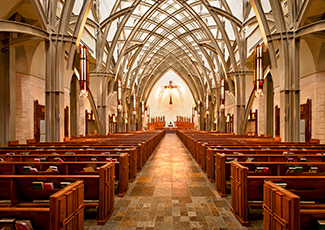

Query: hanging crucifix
[[164, 81, 177, 105]]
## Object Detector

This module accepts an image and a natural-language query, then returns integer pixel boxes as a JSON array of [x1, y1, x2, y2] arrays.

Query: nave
[[84, 133, 262, 230]]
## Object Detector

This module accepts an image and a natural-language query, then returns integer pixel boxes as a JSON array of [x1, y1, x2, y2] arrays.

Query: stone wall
[[300, 72, 325, 143], [15, 73, 45, 143]]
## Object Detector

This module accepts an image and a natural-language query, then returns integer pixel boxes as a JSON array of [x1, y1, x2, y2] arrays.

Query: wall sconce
[[220, 79, 225, 110], [197, 101, 201, 117], [226, 114, 230, 122], [133, 93, 136, 115], [206, 94, 209, 115], [79, 45, 89, 98], [117, 79, 122, 111], [141, 101, 145, 117], [254, 44, 264, 97]]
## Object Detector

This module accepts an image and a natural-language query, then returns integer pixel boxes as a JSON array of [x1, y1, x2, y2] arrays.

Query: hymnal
[[274, 183, 287, 188], [286, 167, 296, 173], [286, 158, 293, 162], [32, 181, 44, 190], [83, 167, 95, 172], [34, 158, 40, 162], [60, 182, 71, 188], [0, 218, 18, 230], [44, 182, 54, 190], [295, 166, 303, 173], [40, 158, 47, 162], [308, 167, 318, 173], [246, 158, 254, 162], [263, 167, 269, 173], [15, 220, 33, 230], [255, 167, 264, 173], [54, 158, 63, 162], [317, 220, 325, 230], [30, 168, 38, 173], [23, 166, 32, 173]]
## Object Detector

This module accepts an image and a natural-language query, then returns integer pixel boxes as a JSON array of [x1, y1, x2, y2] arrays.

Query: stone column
[[45, 40, 65, 142], [0, 37, 16, 146], [279, 38, 300, 141], [234, 74, 246, 134]]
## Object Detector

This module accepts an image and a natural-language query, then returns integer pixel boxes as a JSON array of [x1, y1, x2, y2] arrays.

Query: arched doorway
[[265, 73, 274, 136]]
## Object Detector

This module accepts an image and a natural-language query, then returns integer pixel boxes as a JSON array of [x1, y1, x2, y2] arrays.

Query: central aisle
[[86, 133, 260, 229]]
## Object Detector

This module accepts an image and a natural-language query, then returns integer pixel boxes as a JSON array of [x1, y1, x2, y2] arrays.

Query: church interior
[[1, 0, 325, 229]]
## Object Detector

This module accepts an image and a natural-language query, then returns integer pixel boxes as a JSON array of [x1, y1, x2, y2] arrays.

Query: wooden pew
[[215, 152, 325, 197], [0, 148, 137, 183], [0, 162, 115, 225], [0, 157, 129, 197], [4, 129, 166, 179], [207, 147, 325, 182], [264, 180, 325, 230], [0, 180, 84, 230], [230, 161, 325, 226]]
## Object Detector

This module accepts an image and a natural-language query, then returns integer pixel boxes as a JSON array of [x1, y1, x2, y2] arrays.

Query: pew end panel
[[98, 162, 115, 225], [263, 180, 300, 230], [206, 148, 215, 182], [201, 144, 207, 172], [50, 180, 85, 230], [215, 153, 227, 197], [129, 147, 137, 182], [137, 143, 143, 172], [0, 180, 84, 230], [116, 153, 129, 197], [230, 161, 249, 226]]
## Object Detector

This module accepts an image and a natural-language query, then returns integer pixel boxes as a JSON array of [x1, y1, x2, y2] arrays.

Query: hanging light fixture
[[79, 45, 89, 98], [220, 79, 225, 109], [254, 44, 264, 97], [117, 79, 122, 111], [169, 93, 172, 105], [133, 93, 137, 115], [206, 94, 209, 115], [197, 101, 201, 117], [141, 101, 145, 117]]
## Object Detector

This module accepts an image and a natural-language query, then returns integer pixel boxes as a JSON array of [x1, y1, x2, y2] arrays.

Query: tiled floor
[[84, 133, 264, 229]]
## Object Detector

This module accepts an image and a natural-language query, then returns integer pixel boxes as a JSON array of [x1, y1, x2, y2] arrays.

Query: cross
[[164, 81, 177, 105], [164, 80, 177, 89]]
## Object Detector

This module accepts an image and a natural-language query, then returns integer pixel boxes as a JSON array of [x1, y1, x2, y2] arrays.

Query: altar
[[164, 127, 178, 133]]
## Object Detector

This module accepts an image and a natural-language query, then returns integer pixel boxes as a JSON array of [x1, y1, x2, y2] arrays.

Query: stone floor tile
[[154, 221, 173, 230], [83, 133, 261, 229]]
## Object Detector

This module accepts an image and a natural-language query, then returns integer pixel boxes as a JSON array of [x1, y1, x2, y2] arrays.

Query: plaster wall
[[147, 70, 195, 126]]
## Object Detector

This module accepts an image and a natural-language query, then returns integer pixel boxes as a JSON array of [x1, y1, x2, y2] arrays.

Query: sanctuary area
[[0, 0, 325, 229]]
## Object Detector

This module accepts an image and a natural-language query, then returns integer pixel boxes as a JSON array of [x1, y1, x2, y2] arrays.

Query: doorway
[[300, 99, 312, 142], [34, 100, 45, 142]]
